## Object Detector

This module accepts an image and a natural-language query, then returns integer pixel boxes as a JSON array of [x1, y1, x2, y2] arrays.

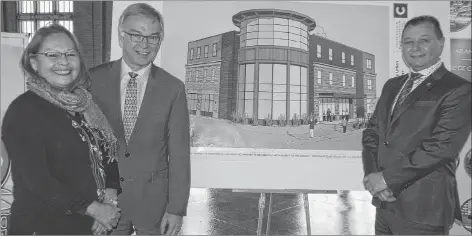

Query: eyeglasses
[[123, 31, 161, 45], [35, 51, 78, 59]]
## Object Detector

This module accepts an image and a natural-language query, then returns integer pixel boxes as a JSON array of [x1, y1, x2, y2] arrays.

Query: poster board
[[0, 32, 28, 235]]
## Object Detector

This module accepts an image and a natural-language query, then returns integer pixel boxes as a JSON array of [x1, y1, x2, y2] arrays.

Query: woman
[[1, 24, 121, 235]]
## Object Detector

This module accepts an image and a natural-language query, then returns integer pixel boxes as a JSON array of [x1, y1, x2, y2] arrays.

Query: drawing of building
[[185, 8, 376, 123], [185, 31, 240, 119], [309, 35, 376, 121]]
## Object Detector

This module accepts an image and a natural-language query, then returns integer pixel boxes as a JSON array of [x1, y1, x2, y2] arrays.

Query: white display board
[[0, 32, 28, 236], [191, 147, 364, 190]]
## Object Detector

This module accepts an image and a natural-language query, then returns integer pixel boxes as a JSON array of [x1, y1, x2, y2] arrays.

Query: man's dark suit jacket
[[362, 65, 471, 227], [89, 59, 191, 228]]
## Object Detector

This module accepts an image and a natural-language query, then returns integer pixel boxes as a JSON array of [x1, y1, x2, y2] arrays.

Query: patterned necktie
[[123, 72, 139, 144], [391, 72, 422, 117]]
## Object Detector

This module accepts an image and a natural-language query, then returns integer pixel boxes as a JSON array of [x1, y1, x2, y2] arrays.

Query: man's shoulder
[[89, 60, 116, 75], [441, 70, 470, 87], [152, 65, 185, 88], [388, 74, 407, 83]]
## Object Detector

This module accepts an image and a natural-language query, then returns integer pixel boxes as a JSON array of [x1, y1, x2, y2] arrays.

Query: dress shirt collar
[[409, 58, 443, 79], [120, 59, 152, 81]]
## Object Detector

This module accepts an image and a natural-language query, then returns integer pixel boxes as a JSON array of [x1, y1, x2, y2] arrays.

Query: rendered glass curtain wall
[[237, 64, 255, 118], [238, 63, 307, 120], [239, 17, 309, 50]]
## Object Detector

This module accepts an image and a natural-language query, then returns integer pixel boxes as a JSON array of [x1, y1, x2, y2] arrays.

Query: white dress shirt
[[391, 59, 443, 113], [120, 60, 152, 117]]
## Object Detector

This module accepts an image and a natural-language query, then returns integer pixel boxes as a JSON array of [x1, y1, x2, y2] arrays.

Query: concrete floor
[[180, 189, 376, 235]]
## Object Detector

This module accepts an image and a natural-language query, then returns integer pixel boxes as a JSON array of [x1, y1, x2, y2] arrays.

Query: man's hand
[[363, 172, 388, 196], [91, 220, 109, 235], [160, 212, 183, 235], [375, 188, 396, 202]]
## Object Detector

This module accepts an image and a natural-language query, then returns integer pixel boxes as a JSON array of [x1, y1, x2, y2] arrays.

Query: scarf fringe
[[27, 76, 120, 186]]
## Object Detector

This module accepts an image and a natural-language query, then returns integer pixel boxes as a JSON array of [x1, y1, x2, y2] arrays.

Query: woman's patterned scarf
[[26, 75, 119, 194]]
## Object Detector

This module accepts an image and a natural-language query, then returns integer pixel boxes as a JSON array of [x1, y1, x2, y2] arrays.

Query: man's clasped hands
[[363, 172, 397, 202]]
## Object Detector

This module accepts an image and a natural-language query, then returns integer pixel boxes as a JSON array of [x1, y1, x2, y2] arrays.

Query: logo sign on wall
[[391, 3, 410, 78], [393, 3, 408, 18]]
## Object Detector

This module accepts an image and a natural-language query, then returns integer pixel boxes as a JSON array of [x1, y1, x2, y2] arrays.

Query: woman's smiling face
[[30, 32, 80, 89]]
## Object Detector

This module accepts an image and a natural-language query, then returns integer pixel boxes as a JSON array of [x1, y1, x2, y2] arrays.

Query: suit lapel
[[385, 74, 408, 126], [389, 65, 447, 126], [128, 65, 162, 144], [107, 59, 126, 141]]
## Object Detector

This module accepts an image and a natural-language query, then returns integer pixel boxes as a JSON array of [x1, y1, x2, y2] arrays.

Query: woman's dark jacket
[[1, 91, 121, 235]]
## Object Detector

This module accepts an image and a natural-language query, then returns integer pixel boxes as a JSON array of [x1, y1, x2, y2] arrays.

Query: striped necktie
[[391, 72, 422, 117], [123, 72, 139, 144]]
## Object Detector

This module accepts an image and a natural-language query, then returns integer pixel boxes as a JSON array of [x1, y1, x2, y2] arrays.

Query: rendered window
[[258, 64, 273, 120], [244, 64, 255, 118], [189, 48, 194, 60], [204, 45, 209, 58], [237, 65, 246, 115], [212, 43, 217, 57], [238, 17, 309, 50], [273, 64, 287, 120]]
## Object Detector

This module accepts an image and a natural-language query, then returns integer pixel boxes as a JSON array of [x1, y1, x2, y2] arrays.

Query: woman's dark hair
[[19, 23, 91, 91]]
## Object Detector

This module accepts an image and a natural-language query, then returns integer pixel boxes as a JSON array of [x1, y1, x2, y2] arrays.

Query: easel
[[233, 189, 338, 235]]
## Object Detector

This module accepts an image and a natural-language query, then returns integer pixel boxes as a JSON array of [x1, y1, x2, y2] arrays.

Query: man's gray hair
[[118, 3, 165, 41]]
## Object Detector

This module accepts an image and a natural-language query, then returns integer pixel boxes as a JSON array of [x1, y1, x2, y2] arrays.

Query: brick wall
[[218, 31, 239, 120], [185, 64, 221, 118], [313, 64, 357, 94]]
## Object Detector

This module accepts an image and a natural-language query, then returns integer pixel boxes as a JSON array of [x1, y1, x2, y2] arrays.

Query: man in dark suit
[[89, 3, 190, 235], [362, 15, 471, 235]]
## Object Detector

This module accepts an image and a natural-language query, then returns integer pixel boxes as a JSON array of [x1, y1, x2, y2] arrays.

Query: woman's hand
[[86, 201, 121, 230], [92, 220, 109, 235], [103, 188, 119, 206]]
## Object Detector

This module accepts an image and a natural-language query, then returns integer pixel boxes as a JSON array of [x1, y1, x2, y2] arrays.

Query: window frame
[[212, 43, 217, 57], [204, 45, 209, 58], [17, 1, 74, 40], [196, 47, 201, 59], [189, 48, 194, 60]]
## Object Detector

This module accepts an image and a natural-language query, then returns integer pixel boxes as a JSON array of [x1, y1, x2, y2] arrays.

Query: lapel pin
[[426, 82, 431, 86]]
